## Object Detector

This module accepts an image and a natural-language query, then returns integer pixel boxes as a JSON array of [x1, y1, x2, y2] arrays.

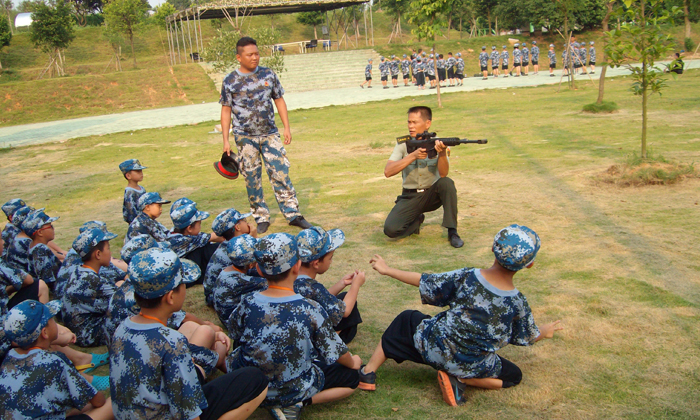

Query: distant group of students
[[0, 156, 562, 419], [361, 51, 467, 90]]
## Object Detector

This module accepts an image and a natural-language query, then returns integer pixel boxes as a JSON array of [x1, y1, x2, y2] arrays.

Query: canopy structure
[[165, 0, 373, 66]]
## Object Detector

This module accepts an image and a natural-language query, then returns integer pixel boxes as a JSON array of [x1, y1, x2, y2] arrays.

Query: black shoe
[[358, 365, 377, 391], [449, 232, 464, 248], [257, 222, 270, 234], [414, 214, 425, 235], [289, 216, 312, 229], [368, 86, 373, 88]]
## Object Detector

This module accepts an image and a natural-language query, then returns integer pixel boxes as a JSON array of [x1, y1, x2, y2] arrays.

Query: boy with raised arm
[[359, 225, 563, 407]]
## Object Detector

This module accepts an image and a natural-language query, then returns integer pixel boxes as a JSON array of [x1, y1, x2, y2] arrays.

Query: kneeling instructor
[[383, 106, 463, 248]]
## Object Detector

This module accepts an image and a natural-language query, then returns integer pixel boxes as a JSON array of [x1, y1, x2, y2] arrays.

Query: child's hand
[[369, 254, 390, 275], [538, 320, 563, 340], [341, 272, 355, 287], [353, 271, 366, 287], [215, 332, 231, 351], [351, 354, 362, 370], [203, 321, 223, 333]]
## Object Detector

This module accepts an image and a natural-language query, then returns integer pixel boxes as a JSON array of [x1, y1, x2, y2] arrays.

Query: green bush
[[582, 101, 619, 113], [684, 37, 695, 52]]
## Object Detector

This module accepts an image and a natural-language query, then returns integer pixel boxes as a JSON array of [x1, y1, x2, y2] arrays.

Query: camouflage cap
[[2, 199, 26, 218], [296, 226, 345, 263], [226, 234, 258, 267], [4, 300, 62, 347], [171, 203, 210, 230], [380, 56, 385, 61], [492, 46, 496, 50], [129, 248, 200, 299], [457, 53, 461, 57], [79, 221, 107, 233], [503, 45, 507, 49], [368, 58, 373, 62], [72, 227, 118, 258], [532, 41, 537, 44], [391, 55, 396, 59], [170, 198, 195, 217], [138, 192, 171, 211], [429, 54, 434, 58], [22, 209, 59, 237], [118, 159, 147, 175], [493, 224, 540, 272], [403, 54, 407, 58], [12, 206, 34, 228], [550, 44, 555, 48], [482, 46, 486, 50], [421, 52, 426, 56], [514, 43, 519, 47], [121, 234, 170, 263], [254, 233, 299, 276], [211, 208, 252, 236], [590, 41, 594, 45]]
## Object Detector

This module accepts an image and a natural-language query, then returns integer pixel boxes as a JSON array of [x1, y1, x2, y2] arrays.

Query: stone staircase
[[201, 49, 380, 93]]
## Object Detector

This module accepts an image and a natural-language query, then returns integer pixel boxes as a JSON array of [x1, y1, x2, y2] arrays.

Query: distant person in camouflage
[[379, 56, 389, 89], [436, 54, 446, 87], [531, 41, 540, 74], [479, 46, 489, 80], [512, 43, 522, 77], [220, 37, 313, 235], [578, 42, 588, 75], [415, 58, 426, 90], [501, 46, 510, 77], [548, 44, 557, 77], [490, 46, 500, 77], [589, 41, 596, 73], [390, 55, 400, 87], [358, 225, 563, 407], [360, 58, 372, 88], [401, 54, 411, 86], [521, 42, 530, 76], [446, 52, 456, 86], [455, 53, 465, 86], [426, 54, 437, 88]]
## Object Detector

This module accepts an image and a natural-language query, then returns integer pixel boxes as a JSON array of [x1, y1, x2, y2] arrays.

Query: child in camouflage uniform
[[0, 235, 48, 310], [203, 207, 254, 307], [168, 200, 224, 283], [490, 46, 500, 77], [501, 46, 510, 77], [213, 234, 267, 329], [455, 53, 465, 85], [296, 226, 364, 345], [25, 209, 61, 292], [401, 54, 411, 86], [119, 159, 147, 224], [125, 192, 171, 244], [415, 58, 426, 89], [437, 54, 446, 87], [426, 54, 436, 88], [360, 58, 372, 88], [358, 225, 563, 407], [521, 41, 530, 76], [110, 247, 268, 420], [5, 206, 35, 271], [379, 56, 389, 89], [0, 300, 114, 419], [2, 198, 27, 261], [479, 46, 489, 80], [549, 44, 557, 77], [512, 43, 522, 77], [62, 227, 123, 347], [531, 41, 540, 74], [227, 233, 361, 420], [579, 42, 588, 75], [390, 55, 400, 88]]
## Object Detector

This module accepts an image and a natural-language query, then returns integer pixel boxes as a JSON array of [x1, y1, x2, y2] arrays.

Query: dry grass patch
[[599, 157, 697, 186]]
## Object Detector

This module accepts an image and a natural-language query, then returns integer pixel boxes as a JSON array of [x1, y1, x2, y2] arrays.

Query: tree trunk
[[0, 59, 3, 70], [487, 8, 491, 36], [459, 16, 462, 39], [495, 16, 498, 36], [447, 16, 451, 39], [596, 1, 613, 105], [130, 31, 137, 68], [433, 42, 442, 108], [684, 0, 691, 39], [642, 76, 648, 158], [313, 25, 318, 39]]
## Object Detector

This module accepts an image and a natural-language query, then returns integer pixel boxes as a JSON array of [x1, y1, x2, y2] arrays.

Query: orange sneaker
[[437, 370, 467, 406]]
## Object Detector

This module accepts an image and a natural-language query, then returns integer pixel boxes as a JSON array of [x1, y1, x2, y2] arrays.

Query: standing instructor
[[383, 106, 463, 248], [220, 37, 312, 234]]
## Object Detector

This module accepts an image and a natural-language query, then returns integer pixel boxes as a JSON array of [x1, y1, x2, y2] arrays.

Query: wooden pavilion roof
[[168, 0, 368, 21]]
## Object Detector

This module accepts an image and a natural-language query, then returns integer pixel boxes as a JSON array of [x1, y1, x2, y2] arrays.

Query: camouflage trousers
[[235, 133, 301, 223]]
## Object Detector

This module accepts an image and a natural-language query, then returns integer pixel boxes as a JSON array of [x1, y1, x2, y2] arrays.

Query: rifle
[[397, 131, 488, 159]]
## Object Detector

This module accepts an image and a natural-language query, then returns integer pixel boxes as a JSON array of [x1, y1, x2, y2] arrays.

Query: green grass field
[[2, 68, 700, 419]]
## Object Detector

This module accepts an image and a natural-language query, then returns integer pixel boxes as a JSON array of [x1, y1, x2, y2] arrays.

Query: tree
[[2, 0, 12, 36], [407, 0, 449, 107], [605, 0, 679, 158], [0, 13, 10, 70], [30, 0, 75, 77], [103, 0, 148, 68], [152, 2, 176, 29], [18, 0, 43, 13], [72, 0, 103, 26], [596, 0, 616, 105], [383, 0, 408, 42], [166, 0, 190, 11], [296, 11, 324, 39], [202, 27, 284, 75]]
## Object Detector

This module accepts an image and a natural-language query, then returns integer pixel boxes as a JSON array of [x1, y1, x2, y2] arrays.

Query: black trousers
[[200, 367, 269, 420], [334, 292, 362, 345], [185, 243, 220, 285], [383, 177, 458, 238]]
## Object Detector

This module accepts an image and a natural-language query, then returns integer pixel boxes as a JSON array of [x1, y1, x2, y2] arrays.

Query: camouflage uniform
[[0, 260, 24, 313], [500, 50, 510, 69], [6, 234, 31, 272], [490, 50, 500, 69], [28, 243, 60, 286], [531, 45, 540, 64], [294, 275, 345, 327], [54, 249, 125, 299], [364, 63, 372, 79], [126, 211, 170, 244], [62, 266, 117, 347], [123, 186, 146, 224], [166, 232, 211, 258], [390, 59, 400, 77], [379, 60, 389, 78], [589, 45, 596, 64], [479, 51, 489, 69], [401, 58, 411, 77], [549, 49, 557, 66], [226, 293, 349, 407], [456, 57, 465, 75], [513, 48, 522, 65], [522, 45, 530, 64], [110, 319, 209, 419], [413, 267, 540, 379], [426, 58, 435, 77], [215, 269, 267, 329], [220, 66, 302, 224], [203, 242, 229, 307], [446, 56, 457, 75], [1, 224, 20, 261], [0, 349, 98, 419], [579, 46, 587, 67]]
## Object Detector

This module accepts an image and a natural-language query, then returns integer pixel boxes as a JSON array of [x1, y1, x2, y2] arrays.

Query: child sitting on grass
[[0, 300, 113, 418], [296, 226, 365, 344], [5, 206, 35, 271], [25, 209, 62, 290], [212, 234, 266, 328], [119, 159, 148, 224], [125, 192, 171, 244], [2, 199, 27, 260], [110, 247, 268, 420], [0, 231, 49, 309], [359, 224, 563, 406], [168, 200, 224, 283], [204, 208, 255, 307], [62, 227, 124, 347], [227, 233, 361, 420]]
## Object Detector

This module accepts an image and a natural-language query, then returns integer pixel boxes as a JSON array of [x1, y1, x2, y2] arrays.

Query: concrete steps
[[201, 49, 382, 93]]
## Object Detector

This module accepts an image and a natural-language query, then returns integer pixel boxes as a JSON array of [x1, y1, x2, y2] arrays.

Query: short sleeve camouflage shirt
[[589, 46, 596, 62], [294, 275, 345, 327], [1, 223, 20, 260], [513, 49, 522, 64], [166, 232, 211, 258], [413, 268, 540, 379], [456, 58, 465, 73], [479, 52, 489, 67], [126, 212, 171, 244], [531, 46, 540, 61], [123, 186, 146, 224], [401, 59, 411, 74], [0, 260, 25, 315], [62, 266, 117, 347], [364, 63, 372, 78], [0, 349, 97, 420], [226, 293, 348, 407], [110, 319, 208, 420], [213, 269, 267, 329], [219, 66, 285, 136], [490, 51, 499, 67], [522, 46, 530, 62], [203, 242, 229, 306], [28, 243, 61, 285], [501, 51, 510, 65], [6, 235, 31, 272], [549, 49, 556, 64]]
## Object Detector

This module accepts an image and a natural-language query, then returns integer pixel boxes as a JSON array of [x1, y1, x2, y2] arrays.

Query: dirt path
[[1, 60, 696, 148]]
